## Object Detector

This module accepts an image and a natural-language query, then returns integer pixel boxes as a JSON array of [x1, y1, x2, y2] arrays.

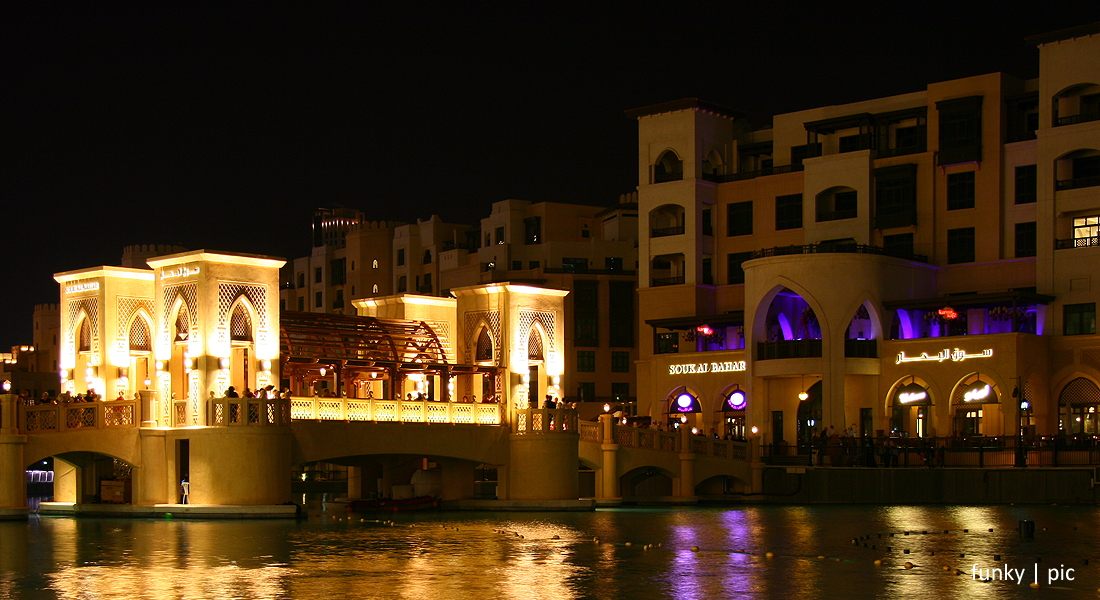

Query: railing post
[[138, 389, 158, 427]]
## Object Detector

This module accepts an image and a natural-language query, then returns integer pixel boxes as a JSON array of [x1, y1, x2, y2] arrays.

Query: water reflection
[[0, 505, 1096, 599]]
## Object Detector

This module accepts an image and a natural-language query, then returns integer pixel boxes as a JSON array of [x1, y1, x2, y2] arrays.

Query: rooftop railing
[[750, 242, 928, 263]]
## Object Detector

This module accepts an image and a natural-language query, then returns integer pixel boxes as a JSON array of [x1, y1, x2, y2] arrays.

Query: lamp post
[[1014, 377, 1027, 468]]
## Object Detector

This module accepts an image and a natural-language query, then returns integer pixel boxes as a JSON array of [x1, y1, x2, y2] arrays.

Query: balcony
[[1056, 236, 1100, 249], [652, 276, 685, 287], [1056, 111, 1100, 127], [757, 339, 822, 360], [816, 208, 857, 222], [844, 339, 878, 358], [750, 242, 927, 263], [714, 163, 803, 183], [651, 225, 685, 238], [1056, 175, 1100, 191]]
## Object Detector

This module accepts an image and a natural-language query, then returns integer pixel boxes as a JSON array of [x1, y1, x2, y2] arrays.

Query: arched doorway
[[1059, 377, 1100, 435], [951, 374, 1000, 436], [889, 377, 932, 437], [796, 381, 823, 451]]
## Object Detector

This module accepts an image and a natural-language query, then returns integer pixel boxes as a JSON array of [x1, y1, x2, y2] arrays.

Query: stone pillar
[[508, 430, 579, 501], [598, 414, 619, 499], [139, 389, 158, 427], [678, 424, 697, 497], [0, 394, 30, 519]]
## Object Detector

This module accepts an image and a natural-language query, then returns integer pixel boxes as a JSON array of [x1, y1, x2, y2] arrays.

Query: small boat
[[347, 495, 438, 512]]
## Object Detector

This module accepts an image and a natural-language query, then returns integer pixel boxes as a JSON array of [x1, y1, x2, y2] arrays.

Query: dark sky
[[4, 4, 1098, 348]]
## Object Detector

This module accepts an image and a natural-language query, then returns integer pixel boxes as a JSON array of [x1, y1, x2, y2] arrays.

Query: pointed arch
[[653, 149, 683, 183], [76, 310, 92, 352], [127, 308, 154, 352], [527, 320, 547, 361], [474, 324, 494, 362], [228, 294, 259, 343], [170, 297, 190, 343], [750, 280, 831, 343]]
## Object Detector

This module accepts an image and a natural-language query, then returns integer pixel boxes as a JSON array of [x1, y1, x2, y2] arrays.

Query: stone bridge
[[1, 394, 754, 517]]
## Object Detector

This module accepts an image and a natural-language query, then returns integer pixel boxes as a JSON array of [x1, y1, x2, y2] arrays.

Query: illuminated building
[[632, 24, 1100, 446]]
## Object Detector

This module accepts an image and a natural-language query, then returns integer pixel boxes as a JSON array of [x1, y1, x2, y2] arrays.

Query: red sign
[[938, 307, 958, 320]]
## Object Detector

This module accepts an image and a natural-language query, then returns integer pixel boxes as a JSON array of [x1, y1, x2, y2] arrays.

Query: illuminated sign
[[673, 393, 701, 413], [963, 383, 992, 403], [669, 361, 746, 375], [895, 348, 992, 364], [696, 325, 714, 336], [725, 389, 746, 410], [65, 281, 99, 294], [938, 307, 958, 320], [894, 381, 931, 405], [162, 266, 201, 280]]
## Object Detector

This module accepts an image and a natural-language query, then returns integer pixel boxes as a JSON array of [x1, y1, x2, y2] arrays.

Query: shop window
[[655, 332, 679, 354], [576, 350, 596, 372], [947, 227, 975, 264], [947, 172, 975, 210], [1015, 165, 1036, 204], [727, 201, 753, 236], [775, 194, 803, 230], [1015, 222, 1036, 258], [1064, 303, 1096, 336], [611, 351, 630, 372]]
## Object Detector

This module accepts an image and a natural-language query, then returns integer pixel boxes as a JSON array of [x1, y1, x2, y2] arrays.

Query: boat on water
[[346, 496, 438, 512]]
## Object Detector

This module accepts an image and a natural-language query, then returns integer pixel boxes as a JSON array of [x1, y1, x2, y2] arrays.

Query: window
[[839, 134, 865, 153], [422, 273, 432, 293], [314, 292, 322, 308], [791, 143, 822, 166], [882, 233, 914, 258], [605, 257, 622, 271], [297, 273, 305, 288], [947, 172, 975, 210], [330, 258, 346, 285], [529, 260, 540, 269], [485, 232, 491, 247], [280, 299, 286, 311], [937, 96, 982, 164], [577, 382, 596, 400], [611, 382, 630, 400], [562, 258, 587, 273], [726, 251, 752, 285], [894, 125, 923, 153], [1015, 222, 1037, 258], [701, 257, 713, 285], [727, 201, 753, 236], [372, 259, 379, 269], [574, 280, 599, 347], [496, 226, 505, 244], [297, 297, 304, 311], [397, 249, 405, 266], [397, 276, 407, 293], [775, 194, 803, 230], [655, 332, 679, 354], [1015, 165, 1037, 204], [372, 284, 378, 294], [512, 261, 522, 270], [333, 289, 344, 309], [611, 351, 630, 372], [609, 281, 634, 347], [702, 209, 712, 236], [1073, 216, 1100, 246], [524, 216, 541, 244], [314, 267, 322, 284], [423, 249, 432, 264], [577, 351, 596, 372], [1064, 303, 1096, 336], [947, 227, 975, 264], [874, 164, 917, 228], [581, 229, 590, 238], [816, 189, 857, 222]]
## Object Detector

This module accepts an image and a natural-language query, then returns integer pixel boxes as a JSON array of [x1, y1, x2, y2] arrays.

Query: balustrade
[[19, 400, 140, 434], [288, 396, 501, 425], [512, 408, 578, 434]]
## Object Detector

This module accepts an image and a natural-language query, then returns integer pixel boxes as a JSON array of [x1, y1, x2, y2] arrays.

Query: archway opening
[[1058, 377, 1100, 435], [759, 287, 821, 359]]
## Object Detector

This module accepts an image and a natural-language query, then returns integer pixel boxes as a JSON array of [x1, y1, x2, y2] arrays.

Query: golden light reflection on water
[[2, 505, 1097, 599]]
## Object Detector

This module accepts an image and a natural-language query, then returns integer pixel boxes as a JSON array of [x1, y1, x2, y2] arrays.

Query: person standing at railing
[[226, 386, 239, 398]]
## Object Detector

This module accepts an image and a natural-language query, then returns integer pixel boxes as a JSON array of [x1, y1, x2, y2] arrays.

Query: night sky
[[4, 4, 1098, 348]]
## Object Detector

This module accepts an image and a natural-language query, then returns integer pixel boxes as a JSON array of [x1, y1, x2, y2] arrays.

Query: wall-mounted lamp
[[219, 357, 230, 370]]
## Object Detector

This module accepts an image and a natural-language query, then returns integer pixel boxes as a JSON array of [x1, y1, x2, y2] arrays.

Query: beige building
[[631, 24, 1100, 448]]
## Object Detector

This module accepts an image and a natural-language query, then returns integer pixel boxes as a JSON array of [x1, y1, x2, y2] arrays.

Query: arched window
[[815, 186, 858, 222], [372, 284, 379, 294], [702, 148, 723, 179], [528, 327, 544, 361], [230, 303, 253, 342], [372, 259, 379, 269], [653, 150, 683, 183], [476, 328, 493, 362], [129, 317, 151, 352], [423, 249, 432, 264], [1059, 377, 1100, 435], [174, 304, 190, 342], [78, 317, 91, 352]]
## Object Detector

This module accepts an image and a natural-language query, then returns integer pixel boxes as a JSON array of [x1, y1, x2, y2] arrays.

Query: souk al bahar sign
[[669, 360, 746, 375], [895, 348, 993, 364]]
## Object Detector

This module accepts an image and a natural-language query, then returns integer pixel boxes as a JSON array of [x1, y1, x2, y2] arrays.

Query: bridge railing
[[288, 396, 501, 425], [18, 400, 140, 434], [611, 425, 679, 452], [513, 408, 578, 434], [207, 398, 291, 427], [587, 419, 750, 460]]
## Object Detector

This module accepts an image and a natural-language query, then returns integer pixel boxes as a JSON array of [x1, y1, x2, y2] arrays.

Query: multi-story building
[[280, 208, 404, 316], [631, 24, 1100, 447]]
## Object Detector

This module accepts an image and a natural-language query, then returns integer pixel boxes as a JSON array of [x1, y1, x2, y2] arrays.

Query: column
[[0, 394, 29, 518], [139, 389, 158, 427], [678, 423, 697, 497], [598, 414, 619, 499]]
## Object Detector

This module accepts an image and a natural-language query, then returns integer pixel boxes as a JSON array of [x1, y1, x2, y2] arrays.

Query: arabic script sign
[[162, 265, 201, 280], [895, 348, 992, 365]]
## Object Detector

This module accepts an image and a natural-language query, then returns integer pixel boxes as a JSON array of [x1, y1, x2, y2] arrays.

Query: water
[[1, 503, 1097, 599]]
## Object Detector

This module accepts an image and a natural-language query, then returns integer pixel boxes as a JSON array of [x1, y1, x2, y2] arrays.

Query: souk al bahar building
[[631, 23, 1100, 448]]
